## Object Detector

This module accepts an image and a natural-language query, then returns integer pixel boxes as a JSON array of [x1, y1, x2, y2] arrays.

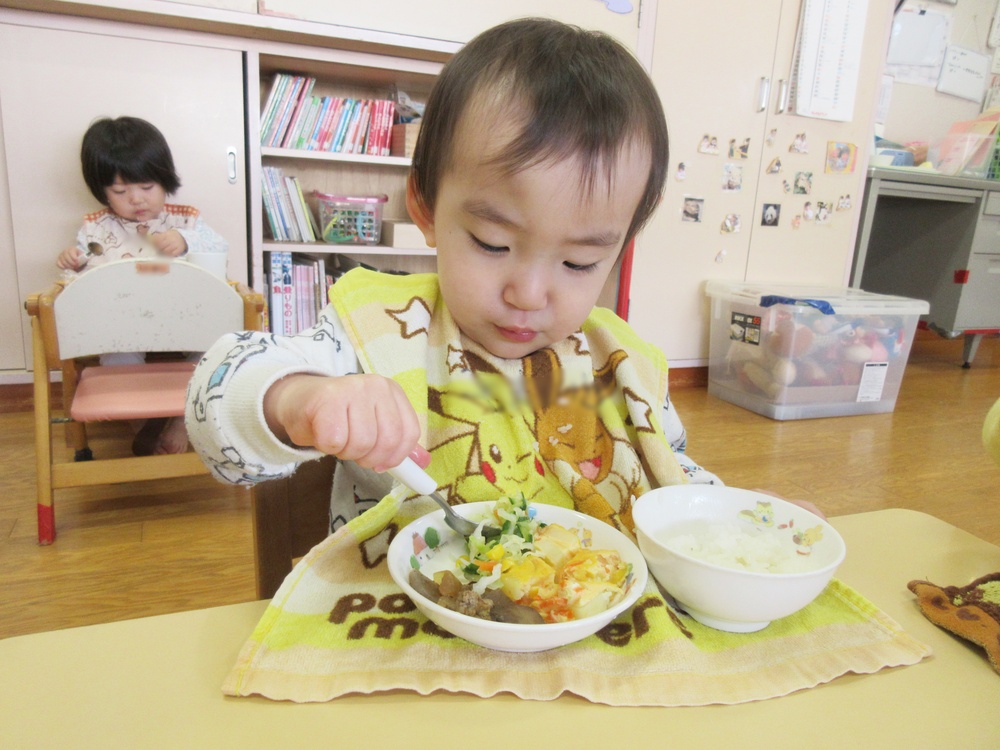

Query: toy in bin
[[706, 282, 929, 420], [315, 192, 387, 245]]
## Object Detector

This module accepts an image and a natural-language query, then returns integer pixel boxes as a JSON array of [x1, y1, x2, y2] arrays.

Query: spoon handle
[[386, 456, 438, 497]]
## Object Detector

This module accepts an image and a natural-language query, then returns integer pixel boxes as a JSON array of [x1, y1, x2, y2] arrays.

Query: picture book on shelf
[[279, 251, 297, 335], [280, 78, 316, 148]]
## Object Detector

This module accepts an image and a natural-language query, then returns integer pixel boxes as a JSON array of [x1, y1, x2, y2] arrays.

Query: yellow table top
[[2, 509, 998, 750]]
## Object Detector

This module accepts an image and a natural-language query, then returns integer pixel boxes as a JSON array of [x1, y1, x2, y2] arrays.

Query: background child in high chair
[[186, 18, 819, 534], [58, 116, 228, 456]]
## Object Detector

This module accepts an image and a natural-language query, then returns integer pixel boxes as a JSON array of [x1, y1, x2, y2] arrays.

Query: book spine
[[261, 267, 271, 334], [304, 260, 317, 329], [280, 77, 316, 149], [262, 167, 283, 240], [365, 99, 378, 154], [307, 97, 331, 151], [293, 97, 320, 151], [280, 251, 297, 335], [269, 76, 304, 148], [381, 101, 395, 156], [354, 100, 372, 154], [314, 97, 337, 152], [332, 99, 357, 153], [377, 99, 392, 156], [269, 251, 283, 333], [260, 171, 282, 241], [266, 166, 296, 241], [340, 100, 361, 154], [319, 98, 344, 151], [277, 173, 302, 242], [259, 73, 284, 143], [315, 255, 327, 310], [290, 176, 316, 242], [292, 261, 304, 331], [285, 176, 311, 241], [285, 94, 313, 151], [260, 73, 290, 146], [350, 100, 371, 155]]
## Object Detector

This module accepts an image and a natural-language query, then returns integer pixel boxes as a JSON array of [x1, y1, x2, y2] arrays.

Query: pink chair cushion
[[69, 362, 196, 422]]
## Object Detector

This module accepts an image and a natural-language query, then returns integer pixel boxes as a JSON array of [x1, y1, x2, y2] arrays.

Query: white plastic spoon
[[387, 457, 502, 538]]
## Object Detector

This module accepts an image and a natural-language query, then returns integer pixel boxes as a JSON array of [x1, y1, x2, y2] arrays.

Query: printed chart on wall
[[788, 0, 869, 121]]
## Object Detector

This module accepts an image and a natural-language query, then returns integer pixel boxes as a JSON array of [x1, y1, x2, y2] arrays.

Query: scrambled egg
[[499, 523, 629, 623]]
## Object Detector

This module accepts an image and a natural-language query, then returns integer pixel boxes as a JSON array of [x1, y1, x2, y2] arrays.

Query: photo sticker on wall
[[698, 134, 720, 154], [722, 163, 743, 191], [826, 142, 857, 173], [761, 203, 780, 226], [682, 196, 704, 222]]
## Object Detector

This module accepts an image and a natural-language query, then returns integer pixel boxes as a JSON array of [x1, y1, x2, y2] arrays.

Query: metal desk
[[852, 166, 1000, 366]]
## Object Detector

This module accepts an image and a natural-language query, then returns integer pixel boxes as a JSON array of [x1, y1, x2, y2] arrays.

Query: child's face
[[103, 176, 166, 222], [411, 119, 649, 360]]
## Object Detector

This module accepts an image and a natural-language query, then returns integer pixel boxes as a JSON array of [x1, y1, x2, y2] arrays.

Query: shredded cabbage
[[458, 494, 540, 593]]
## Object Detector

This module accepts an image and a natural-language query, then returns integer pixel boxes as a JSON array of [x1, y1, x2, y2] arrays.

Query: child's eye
[[140, 184, 156, 191], [564, 260, 600, 273], [471, 235, 507, 254]]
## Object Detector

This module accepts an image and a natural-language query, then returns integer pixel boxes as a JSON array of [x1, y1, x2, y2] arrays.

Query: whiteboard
[[936, 46, 991, 103], [887, 8, 949, 66]]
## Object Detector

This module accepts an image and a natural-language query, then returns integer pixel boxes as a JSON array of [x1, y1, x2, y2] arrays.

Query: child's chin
[[483, 338, 545, 361]]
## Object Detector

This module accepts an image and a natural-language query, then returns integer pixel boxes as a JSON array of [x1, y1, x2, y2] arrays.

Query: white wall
[[882, 0, 997, 145]]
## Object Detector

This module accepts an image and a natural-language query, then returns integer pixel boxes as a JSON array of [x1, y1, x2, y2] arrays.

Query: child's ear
[[405, 174, 436, 248]]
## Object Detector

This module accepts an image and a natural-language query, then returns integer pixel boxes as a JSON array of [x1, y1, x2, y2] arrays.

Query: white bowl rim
[[388, 501, 649, 633], [632, 486, 846, 580]]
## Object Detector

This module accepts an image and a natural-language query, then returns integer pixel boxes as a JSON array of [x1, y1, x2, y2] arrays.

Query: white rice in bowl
[[662, 521, 813, 574]]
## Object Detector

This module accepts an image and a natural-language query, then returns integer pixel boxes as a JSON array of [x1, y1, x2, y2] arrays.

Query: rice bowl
[[632, 485, 846, 632]]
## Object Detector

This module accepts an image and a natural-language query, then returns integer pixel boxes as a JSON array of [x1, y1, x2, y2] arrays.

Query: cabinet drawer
[[984, 191, 1000, 216], [955, 253, 1000, 329], [971, 211, 1000, 255]]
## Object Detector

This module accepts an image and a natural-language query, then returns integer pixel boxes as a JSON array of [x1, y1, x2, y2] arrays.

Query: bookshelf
[[247, 43, 444, 330]]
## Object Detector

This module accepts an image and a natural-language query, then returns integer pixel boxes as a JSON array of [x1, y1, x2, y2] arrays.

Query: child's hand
[[263, 373, 422, 471], [151, 229, 188, 257], [56, 247, 86, 270]]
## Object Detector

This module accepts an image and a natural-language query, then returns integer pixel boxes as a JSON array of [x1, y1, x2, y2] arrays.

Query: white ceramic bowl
[[387, 501, 648, 652], [632, 486, 845, 633]]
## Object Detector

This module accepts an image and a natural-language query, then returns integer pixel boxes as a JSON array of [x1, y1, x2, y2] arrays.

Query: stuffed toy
[[908, 573, 1000, 675]]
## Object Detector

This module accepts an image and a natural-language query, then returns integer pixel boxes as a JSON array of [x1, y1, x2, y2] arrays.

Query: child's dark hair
[[80, 116, 181, 205], [410, 18, 669, 245]]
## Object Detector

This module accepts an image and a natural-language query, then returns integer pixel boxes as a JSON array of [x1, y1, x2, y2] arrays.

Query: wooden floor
[[1, 332, 997, 639]]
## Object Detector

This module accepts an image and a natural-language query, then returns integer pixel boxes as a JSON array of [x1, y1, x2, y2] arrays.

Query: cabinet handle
[[227, 148, 238, 184], [757, 77, 771, 113], [775, 79, 789, 114]]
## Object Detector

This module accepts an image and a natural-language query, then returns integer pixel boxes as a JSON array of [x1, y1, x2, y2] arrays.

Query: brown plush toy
[[908, 573, 1000, 675]]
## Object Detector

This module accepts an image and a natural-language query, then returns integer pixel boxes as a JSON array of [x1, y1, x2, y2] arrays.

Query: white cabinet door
[[0, 20, 247, 371], [259, 0, 642, 50], [628, 0, 786, 365], [629, 0, 893, 364]]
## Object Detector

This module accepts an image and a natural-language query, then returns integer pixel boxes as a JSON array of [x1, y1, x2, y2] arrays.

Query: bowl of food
[[632, 485, 845, 633], [387, 496, 647, 652]]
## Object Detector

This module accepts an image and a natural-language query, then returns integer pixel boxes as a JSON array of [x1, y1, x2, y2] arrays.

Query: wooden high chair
[[25, 258, 264, 546]]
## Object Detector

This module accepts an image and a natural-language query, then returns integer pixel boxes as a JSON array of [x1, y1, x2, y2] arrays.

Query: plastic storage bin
[[315, 193, 387, 245], [705, 281, 929, 420]]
